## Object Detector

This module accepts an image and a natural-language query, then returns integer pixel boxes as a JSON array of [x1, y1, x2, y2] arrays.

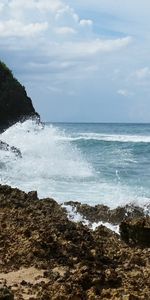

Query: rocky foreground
[[0, 185, 149, 300]]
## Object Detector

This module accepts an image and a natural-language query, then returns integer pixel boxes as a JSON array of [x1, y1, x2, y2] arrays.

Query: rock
[[120, 217, 150, 246], [0, 140, 22, 157], [122, 295, 140, 300], [64, 201, 145, 225], [0, 283, 14, 300], [0, 185, 149, 299], [0, 61, 39, 132], [27, 191, 38, 200]]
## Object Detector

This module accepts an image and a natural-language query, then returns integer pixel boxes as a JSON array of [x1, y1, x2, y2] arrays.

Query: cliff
[[0, 61, 39, 132]]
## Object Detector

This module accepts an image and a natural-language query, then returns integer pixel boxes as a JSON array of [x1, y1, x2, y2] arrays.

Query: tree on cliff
[[0, 61, 39, 131]]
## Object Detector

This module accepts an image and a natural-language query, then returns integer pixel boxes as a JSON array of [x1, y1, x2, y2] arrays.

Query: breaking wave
[[0, 120, 149, 211], [0, 120, 93, 199], [57, 132, 150, 143]]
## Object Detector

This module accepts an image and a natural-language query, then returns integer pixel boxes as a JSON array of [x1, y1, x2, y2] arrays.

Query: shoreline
[[0, 184, 149, 299]]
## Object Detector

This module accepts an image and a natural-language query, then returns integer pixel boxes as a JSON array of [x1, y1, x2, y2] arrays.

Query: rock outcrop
[[0, 185, 149, 299], [64, 201, 146, 225], [0, 61, 39, 132], [120, 217, 150, 246], [0, 282, 14, 300], [0, 140, 22, 157]]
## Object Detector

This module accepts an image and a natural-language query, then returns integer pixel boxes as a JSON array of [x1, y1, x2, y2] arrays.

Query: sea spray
[[0, 119, 93, 200], [0, 120, 150, 211]]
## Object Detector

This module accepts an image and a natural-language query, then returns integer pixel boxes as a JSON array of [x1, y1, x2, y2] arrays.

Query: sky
[[0, 0, 150, 122]]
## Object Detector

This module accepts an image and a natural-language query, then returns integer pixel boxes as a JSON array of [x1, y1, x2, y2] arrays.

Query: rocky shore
[[64, 201, 148, 225], [0, 61, 150, 299], [0, 185, 149, 300]]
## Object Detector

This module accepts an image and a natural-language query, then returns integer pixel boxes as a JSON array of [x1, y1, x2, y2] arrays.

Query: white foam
[[64, 204, 120, 234], [59, 132, 150, 143], [64, 204, 89, 226], [0, 120, 149, 211], [0, 120, 93, 198], [92, 221, 120, 234]]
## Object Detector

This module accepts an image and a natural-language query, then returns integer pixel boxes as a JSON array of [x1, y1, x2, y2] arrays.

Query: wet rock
[[27, 191, 38, 201], [0, 140, 22, 157], [65, 201, 146, 224], [120, 217, 150, 246]]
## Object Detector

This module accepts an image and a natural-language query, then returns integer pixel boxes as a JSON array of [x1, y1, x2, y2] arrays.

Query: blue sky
[[0, 0, 150, 122]]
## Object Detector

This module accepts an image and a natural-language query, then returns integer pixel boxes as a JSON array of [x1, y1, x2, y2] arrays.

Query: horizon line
[[44, 121, 150, 125]]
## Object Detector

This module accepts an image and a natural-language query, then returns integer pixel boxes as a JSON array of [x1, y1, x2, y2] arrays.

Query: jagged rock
[[120, 217, 150, 246], [0, 185, 149, 299], [0, 61, 39, 132], [0, 140, 22, 157], [0, 283, 14, 300], [64, 201, 145, 224]]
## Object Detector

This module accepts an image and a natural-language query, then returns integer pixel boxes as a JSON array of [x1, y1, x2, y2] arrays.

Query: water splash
[[0, 120, 149, 211], [0, 120, 93, 198]]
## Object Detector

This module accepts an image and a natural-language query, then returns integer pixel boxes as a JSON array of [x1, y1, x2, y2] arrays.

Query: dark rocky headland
[[0, 61, 39, 155], [0, 61, 39, 132], [0, 62, 150, 299]]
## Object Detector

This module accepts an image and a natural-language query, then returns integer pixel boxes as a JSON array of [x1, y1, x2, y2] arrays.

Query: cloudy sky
[[0, 0, 150, 122]]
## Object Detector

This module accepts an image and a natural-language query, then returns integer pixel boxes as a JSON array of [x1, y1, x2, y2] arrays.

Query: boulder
[[120, 217, 150, 246], [0, 283, 14, 300], [0, 61, 39, 132]]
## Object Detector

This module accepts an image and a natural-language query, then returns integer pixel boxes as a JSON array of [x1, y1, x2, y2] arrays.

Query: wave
[[0, 120, 93, 196], [58, 133, 150, 143], [0, 120, 150, 211]]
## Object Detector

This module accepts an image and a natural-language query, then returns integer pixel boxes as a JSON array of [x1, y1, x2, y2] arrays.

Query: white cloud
[[80, 19, 93, 27], [94, 36, 132, 53], [117, 89, 128, 96], [0, 20, 48, 37], [55, 6, 79, 23], [54, 37, 132, 61], [117, 89, 133, 97], [36, 0, 64, 12], [0, 0, 133, 115], [134, 67, 150, 80], [0, 3, 4, 12], [55, 26, 76, 35], [9, 0, 64, 13], [0, 0, 132, 60], [1, 0, 149, 122]]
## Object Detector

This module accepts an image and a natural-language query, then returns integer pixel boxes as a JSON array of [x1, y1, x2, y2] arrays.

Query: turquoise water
[[0, 121, 150, 209], [51, 122, 150, 208]]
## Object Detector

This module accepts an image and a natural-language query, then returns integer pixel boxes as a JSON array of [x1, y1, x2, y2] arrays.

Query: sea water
[[0, 120, 150, 211]]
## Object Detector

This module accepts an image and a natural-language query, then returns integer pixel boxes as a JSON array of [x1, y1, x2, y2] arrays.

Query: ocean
[[0, 120, 150, 211]]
